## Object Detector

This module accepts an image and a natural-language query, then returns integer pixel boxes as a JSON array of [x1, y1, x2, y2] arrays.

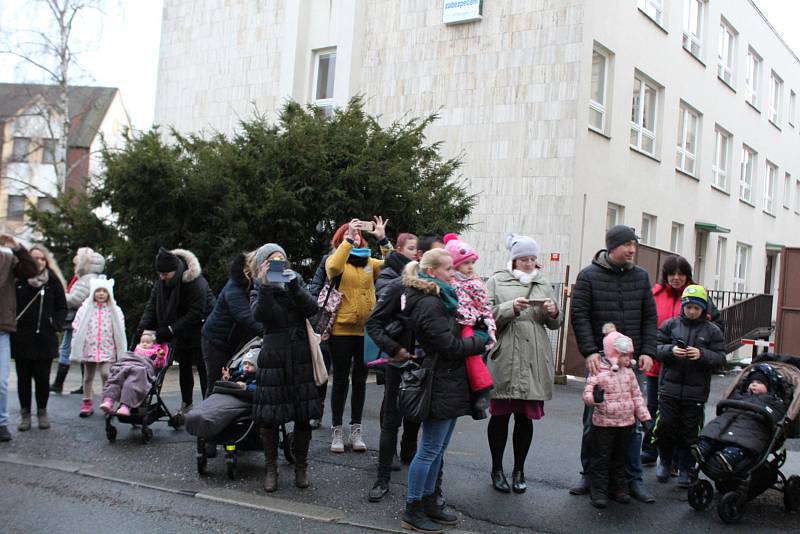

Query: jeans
[[0, 332, 10, 426], [330, 335, 368, 427], [58, 329, 73, 365], [16, 359, 52, 411], [406, 417, 457, 502], [377, 364, 421, 481], [580, 367, 644, 485]]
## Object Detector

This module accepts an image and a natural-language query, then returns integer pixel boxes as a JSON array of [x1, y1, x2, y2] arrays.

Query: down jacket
[[571, 250, 658, 359], [65, 248, 106, 315], [12, 269, 67, 361], [656, 314, 726, 402], [250, 277, 321, 426], [583, 359, 651, 427], [403, 275, 486, 420], [700, 391, 788, 454]]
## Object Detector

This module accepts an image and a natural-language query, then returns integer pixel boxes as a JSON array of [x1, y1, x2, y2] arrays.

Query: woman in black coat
[[250, 243, 320, 493], [12, 244, 67, 431]]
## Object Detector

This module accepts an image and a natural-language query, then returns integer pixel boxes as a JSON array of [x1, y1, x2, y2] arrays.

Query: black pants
[[377, 364, 421, 481], [201, 337, 231, 397], [590, 425, 633, 496], [641, 375, 659, 458], [176, 344, 207, 405], [16, 359, 51, 412], [330, 335, 368, 427], [653, 396, 705, 469], [487, 413, 533, 472]]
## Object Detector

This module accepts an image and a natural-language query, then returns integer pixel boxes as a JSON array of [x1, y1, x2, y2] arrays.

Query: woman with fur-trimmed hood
[[136, 247, 216, 414]]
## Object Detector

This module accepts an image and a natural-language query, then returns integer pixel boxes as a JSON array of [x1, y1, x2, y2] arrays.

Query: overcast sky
[[0, 0, 798, 131]]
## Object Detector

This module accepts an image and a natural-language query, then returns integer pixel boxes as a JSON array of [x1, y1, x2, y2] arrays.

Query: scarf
[[384, 250, 411, 277], [511, 268, 536, 286], [156, 260, 185, 326], [347, 252, 370, 268], [418, 272, 459, 313], [349, 247, 372, 258], [28, 269, 50, 288]]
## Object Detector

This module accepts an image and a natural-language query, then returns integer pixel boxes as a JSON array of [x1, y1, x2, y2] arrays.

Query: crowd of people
[[0, 220, 781, 534]]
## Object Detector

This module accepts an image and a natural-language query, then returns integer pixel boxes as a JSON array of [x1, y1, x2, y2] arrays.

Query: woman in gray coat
[[486, 234, 562, 494]]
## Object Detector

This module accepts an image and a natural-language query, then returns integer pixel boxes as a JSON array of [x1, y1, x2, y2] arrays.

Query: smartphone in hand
[[528, 298, 547, 306], [357, 220, 375, 232], [266, 260, 291, 282]]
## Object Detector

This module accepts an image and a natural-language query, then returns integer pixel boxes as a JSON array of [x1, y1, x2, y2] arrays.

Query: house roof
[[0, 83, 120, 148]]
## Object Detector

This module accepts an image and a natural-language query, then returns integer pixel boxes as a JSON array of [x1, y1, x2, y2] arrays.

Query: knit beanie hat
[[443, 233, 479, 268], [242, 349, 259, 370], [601, 323, 633, 368], [89, 275, 116, 303], [605, 225, 639, 252], [254, 243, 287, 268], [506, 233, 540, 260], [681, 284, 708, 311], [747, 369, 769, 389], [155, 247, 180, 273]]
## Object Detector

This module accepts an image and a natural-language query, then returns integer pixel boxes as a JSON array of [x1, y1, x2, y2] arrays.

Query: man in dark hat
[[137, 247, 215, 414], [568, 225, 658, 503]]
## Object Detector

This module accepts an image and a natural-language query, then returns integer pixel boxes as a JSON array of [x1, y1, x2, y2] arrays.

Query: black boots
[[259, 427, 279, 492], [512, 470, 527, 493], [50, 363, 70, 394], [491, 470, 511, 493], [422, 494, 458, 525], [293, 426, 311, 489], [401, 500, 443, 533]]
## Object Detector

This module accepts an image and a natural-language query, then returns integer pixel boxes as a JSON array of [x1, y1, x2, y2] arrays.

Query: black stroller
[[193, 337, 295, 480], [105, 344, 183, 444], [688, 358, 800, 523]]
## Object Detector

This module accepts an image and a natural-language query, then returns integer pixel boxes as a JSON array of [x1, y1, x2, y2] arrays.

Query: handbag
[[305, 319, 328, 386], [313, 274, 342, 341], [398, 354, 437, 423]]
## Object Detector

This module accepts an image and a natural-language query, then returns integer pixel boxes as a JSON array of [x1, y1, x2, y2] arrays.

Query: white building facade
[[154, 0, 800, 293]]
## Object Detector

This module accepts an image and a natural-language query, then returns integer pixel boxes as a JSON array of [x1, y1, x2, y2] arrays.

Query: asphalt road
[[1, 365, 799, 533]]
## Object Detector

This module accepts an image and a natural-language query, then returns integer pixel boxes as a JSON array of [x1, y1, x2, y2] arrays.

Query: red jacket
[[649, 283, 684, 377]]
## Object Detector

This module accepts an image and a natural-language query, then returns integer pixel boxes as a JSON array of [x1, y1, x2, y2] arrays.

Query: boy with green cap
[[653, 285, 726, 487]]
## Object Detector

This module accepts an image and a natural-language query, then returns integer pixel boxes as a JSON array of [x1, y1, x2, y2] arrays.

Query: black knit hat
[[747, 369, 770, 389], [605, 225, 640, 252], [155, 247, 179, 273]]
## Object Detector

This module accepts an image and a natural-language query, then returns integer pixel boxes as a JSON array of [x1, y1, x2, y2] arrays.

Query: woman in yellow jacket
[[326, 217, 391, 453]]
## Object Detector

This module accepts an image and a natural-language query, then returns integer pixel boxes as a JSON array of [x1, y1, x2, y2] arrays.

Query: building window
[[717, 18, 736, 86], [6, 194, 26, 221], [745, 48, 762, 108], [41, 138, 56, 164], [783, 172, 792, 209], [606, 202, 625, 231], [713, 237, 727, 290], [790, 90, 797, 128], [630, 74, 659, 156], [312, 49, 337, 116], [11, 137, 30, 162], [739, 145, 756, 203], [640, 213, 657, 245], [733, 242, 750, 292], [36, 196, 56, 213], [639, 0, 664, 25], [769, 71, 783, 125], [711, 125, 731, 191], [669, 222, 684, 254], [589, 47, 611, 133], [682, 0, 705, 58], [676, 102, 700, 176], [763, 160, 777, 214]]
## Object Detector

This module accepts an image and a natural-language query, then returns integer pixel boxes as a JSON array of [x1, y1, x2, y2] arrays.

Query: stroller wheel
[[106, 425, 117, 443], [141, 426, 154, 444], [784, 475, 800, 512], [688, 479, 714, 511], [718, 491, 746, 524], [282, 431, 295, 465]]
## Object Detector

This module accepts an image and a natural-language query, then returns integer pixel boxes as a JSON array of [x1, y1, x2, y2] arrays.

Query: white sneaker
[[350, 423, 367, 452], [330, 426, 345, 453]]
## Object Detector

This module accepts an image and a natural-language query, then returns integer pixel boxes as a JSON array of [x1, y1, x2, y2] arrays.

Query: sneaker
[[330, 426, 345, 453], [99, 398, 114, 414], [656, 458, 671, 483], [79, 399, 94, 418], [368, 479, 390, 502], [350, 423, 367, 452], [0, 426, 11, 441], [116, 404, 131, 417]]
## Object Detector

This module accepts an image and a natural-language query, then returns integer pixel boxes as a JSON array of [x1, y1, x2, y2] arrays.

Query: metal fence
[[707, 290, 759, 311]]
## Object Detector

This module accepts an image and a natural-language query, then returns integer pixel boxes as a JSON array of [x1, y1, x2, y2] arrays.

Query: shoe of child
[[656, 458, 670, 483], [99, 398, 114, 414], [116, 404, 131, 417], [79, 399, 94, 418]]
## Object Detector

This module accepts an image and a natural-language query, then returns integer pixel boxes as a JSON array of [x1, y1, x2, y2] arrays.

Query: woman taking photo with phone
[[484, 234, 562, 494]]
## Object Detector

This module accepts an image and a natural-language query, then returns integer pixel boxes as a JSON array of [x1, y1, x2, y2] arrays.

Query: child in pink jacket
[[582, 324, 651, 509]]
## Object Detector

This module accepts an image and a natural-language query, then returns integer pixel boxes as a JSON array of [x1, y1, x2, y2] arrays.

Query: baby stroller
[[193, 337, 295, 480], [105, 344, 183, 444], [688, 356, 800, 523]]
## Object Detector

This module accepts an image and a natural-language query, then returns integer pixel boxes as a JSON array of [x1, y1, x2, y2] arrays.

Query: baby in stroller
[[692, 363, 790, 473], [217, 350, 257, 393], [99, 331, 170, 416]]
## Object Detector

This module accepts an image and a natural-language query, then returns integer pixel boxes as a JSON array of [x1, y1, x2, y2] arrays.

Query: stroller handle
[[716, 399, 780, 429]]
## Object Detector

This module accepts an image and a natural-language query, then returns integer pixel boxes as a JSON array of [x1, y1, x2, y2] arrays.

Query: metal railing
[[707, 290, 758, 310], [719, 293, 774, 353]]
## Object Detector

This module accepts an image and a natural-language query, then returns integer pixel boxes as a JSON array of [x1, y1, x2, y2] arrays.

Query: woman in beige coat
[[486, 234, 562, 494]]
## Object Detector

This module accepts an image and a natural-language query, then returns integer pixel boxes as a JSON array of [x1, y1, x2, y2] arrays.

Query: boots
[[293, 426, 311, 489], [37, 409, 50, 430], [401, 500, 443, 533], [422, 494, 458, 525], [260, 426, 279, 492], [50, 364, 70, 394], [17, 410, 31, 432]]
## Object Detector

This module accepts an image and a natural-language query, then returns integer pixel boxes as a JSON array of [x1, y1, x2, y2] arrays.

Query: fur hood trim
[[172, 249, 201, 283], [402, 274, 440, 296]]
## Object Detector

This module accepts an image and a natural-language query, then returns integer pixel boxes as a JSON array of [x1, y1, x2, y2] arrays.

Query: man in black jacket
[[137, 247, 215, 413], [569, 225, 658, 503]]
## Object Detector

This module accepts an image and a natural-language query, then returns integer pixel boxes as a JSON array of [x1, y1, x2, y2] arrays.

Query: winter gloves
[[593, 384, 605, 404]]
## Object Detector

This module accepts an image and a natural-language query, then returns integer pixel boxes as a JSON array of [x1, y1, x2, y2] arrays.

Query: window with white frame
[[640, 213, 657, 245], [764, 160, 777, 214], [717, 18, 736, 86], [11, 137, 30, 162], [739, 145, 756, 203], [6, 194, 26, 221], [733, 242, 750, 292], [712, 125, 731, 191], [639, 0, 664, 25], [606, 202, 625, 231], [630, 74, 659, 156], [745, 48, 762, 107], [713, 237, 727, 290], [589, 47, 610, 133], [676, 102, 700, 175], [312, 49, 337, 116], [790, 90, 797, 127], [783, 172, 792, 209], [769, 71, 783, 125], [670, 222, 684, 254], [683, 0, 705, 58]]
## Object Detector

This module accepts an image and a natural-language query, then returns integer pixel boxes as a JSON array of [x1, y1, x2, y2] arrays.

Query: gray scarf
[[28, 269, 49, 288]]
